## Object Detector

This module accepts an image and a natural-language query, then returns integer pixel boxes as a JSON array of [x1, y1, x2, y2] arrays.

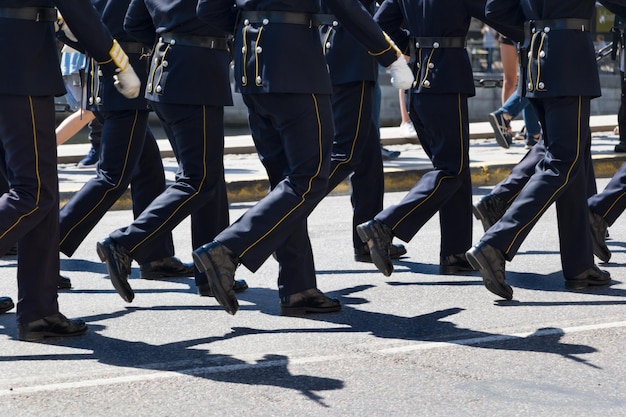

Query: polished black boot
[[565, 265, 612, 290], [354, 242, 406, 263], [589, 210, 610, 263], [193, 241, 239, 315], [96, 237, 134, 302], [280, 288, 341, 316], [439, 253, 476, 275], [473, 194, 507, 232], [198, 278, 249, 297], [140, 256, 195, 280], [466, 242, 513, 300], [18, 312, 88, 342], [356, 220, 394, 276]]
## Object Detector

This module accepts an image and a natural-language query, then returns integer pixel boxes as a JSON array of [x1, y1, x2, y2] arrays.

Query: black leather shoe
[[198, 278, 249, 297], [615, 142, 626, 153], [17, 312, 88, 342], [356, 220, 394, 276], [440, 253, 476, 275], [96, 237, 134, 303], [2, 244, 17, 257], [466, 242, 513, 300], [280, 288, 341, 316], [565, 265, 612, 290], [473, 194, 507, 232], [193, 242, 239, 315], [589, 210, 610, 263], [0, 296, 14, 314], [140, 256, 195, 280], [354, 243, 406, 263], [58, 275, 72, 289]]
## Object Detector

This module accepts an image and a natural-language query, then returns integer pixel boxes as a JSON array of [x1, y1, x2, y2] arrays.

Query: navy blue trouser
[[588, 161, 626, 226], [60, 110, 173, 261], [483, 96, 594, 279], [376, 93, 473, 258], [326, 81, 384, 250], [216, 93, 333, 297], [0, 95, 59, 325], [110, 102, 228, 285]]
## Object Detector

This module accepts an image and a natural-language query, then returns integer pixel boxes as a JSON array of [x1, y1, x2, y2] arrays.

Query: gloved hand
[[386, 55, 414, 90], [109, 40, 141, 99]]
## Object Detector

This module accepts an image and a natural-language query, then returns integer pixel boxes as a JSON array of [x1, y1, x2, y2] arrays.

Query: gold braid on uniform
[[369, 31, 402, 57]]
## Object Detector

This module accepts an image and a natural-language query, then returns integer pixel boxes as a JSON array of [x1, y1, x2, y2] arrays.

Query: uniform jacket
[[485, 0, 626, 98], [197, 0, 398, 95], [124, 0, 233, 106], [87, 0, 151, 111], [0, 0, 118, 96], [374, 0, 523, 96], [320, 0, 379, 85]]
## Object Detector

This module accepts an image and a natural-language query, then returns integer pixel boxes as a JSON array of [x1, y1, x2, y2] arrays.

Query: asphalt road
[[0, 183, 625, 416]]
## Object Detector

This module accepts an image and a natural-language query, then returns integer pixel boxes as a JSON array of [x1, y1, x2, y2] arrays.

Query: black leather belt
[[0, 7, 57, 22], [160, 33, 229, 50], [413, 37, 466, 49], [530, 18, 591, 32], [241, 10, 329, 26], [119, 41, 148, 55]]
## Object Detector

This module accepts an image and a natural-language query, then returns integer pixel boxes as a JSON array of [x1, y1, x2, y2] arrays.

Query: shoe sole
[[590, 237, 611, 263], [356, 225, 393, 276], [439, 264, 476, 275], [192, 249, 239, 315], [466, 248, 513, 300], [488, 113, 511, 149], [472, 205, 494, 232], [565, 278, 612, 290], [19, 326, 88, 342], [96, 242, 134, 303], [280, 305, 342, 317], [355, 248, 407, 263], [140, 272, 191, 280]]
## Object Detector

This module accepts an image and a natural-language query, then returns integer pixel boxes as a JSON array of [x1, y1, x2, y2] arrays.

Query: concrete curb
[[57, 115, 623, 209], [60, 152, 626, 209]]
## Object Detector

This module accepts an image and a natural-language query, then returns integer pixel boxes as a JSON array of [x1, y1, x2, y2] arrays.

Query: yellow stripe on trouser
[[505, 97, 583, 254], [239, 93, 325, 259], [328, 81, 365, 181], [0, 96, 42, 240], [60, 110, 140, 246], [391, 93, 465, 230], [129, 105, 210, 254]]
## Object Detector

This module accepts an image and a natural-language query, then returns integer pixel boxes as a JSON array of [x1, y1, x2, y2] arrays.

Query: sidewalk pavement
[[57, 114, 625, 209]]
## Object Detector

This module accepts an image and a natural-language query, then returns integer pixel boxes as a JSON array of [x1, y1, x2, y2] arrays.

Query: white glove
[[114, 65, 141, 99], [109, 40, 141, 99], [386, 55, 414, 90]]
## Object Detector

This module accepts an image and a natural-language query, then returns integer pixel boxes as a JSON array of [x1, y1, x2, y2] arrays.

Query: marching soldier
[[0, 0, 140, 341], [96, 0, 248, 302], [356, 0, 522, 277], [58, 0, 196, 284], [467, 0, 626, 299], [193, 0, 413, 316], [319, 1, 407, 265]]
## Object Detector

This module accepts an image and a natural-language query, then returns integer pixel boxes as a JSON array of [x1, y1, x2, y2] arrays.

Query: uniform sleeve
[[55, 0, 115, 64], [124, 0, 157, 46], [374, 0, 411, 55], [322, 0, 399, 67], [196, 0, 238, 34], [484, 0, 525, 43]]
